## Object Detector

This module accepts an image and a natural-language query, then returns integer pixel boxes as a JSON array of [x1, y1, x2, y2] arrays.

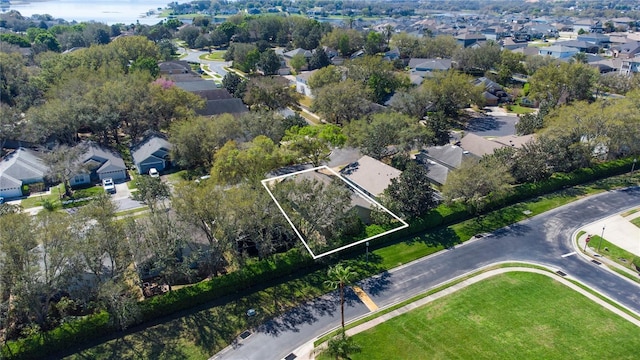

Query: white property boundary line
[[261, 165, 409, 259]]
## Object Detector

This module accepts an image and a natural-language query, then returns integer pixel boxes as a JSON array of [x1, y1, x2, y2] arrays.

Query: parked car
[[149, 168, 160, 178], [102, 178, 116, 194]]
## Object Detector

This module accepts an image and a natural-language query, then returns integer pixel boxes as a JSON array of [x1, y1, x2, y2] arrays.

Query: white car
[[102, 178, 116, 194], [149, 168, 160, 178]]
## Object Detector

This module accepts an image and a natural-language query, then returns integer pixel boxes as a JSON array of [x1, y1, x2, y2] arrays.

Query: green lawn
[[21, 184, 104, 210], [588, 235, 639, 272], [630, 216, 640, 228], [199, 51, 226, 61], [320, 272, 640, 360], [505, 104, 536, 114]]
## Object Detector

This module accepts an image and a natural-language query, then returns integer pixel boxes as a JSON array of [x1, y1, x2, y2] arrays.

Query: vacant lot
[[342, 272, 640, 360]]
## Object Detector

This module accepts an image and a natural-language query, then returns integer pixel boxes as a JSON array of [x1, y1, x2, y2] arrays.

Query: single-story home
[[69, 142, 127, 187], [416, 145, 477, 185], [131, 134, 172, 175], [295, 70, 317, 98], [340, 155, 402, 198], [0, 148, 49, 199]]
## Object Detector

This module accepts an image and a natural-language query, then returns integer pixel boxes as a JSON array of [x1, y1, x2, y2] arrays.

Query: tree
[[324, 264, 358, 330], [178, 26, 201, 48], [497, 50, 525, 85], [243, 76, 301, 111], [364, 31, 384, 55], [308, 65, 342, 92], [237, 110, 289, 143], [442, 156, 514, 215], [283, 124, 346, 166], [309, 46, 331, 70], [289, 53, 307, 73], [211, 136, 287, 185], [388, 87, 431, 119], [222, 72, 246, 98], [345, 112, 433, 160], [132, 175, 170, 213], [528, 62, 598, 107], [258, 49, 281, 76], [312, 79, 371, 124], [42, 144, 86, 197], [325, 330, 362, 360], [321, 28, 364, 57], [345, 55, 401, 104], [385, 161, 437, 218], [571, 52, 588, 64], [422, 70, 484, 118], [169, 114, 241, 170]]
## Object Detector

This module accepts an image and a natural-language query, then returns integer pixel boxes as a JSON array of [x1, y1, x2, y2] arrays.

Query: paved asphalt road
[[214, 187, 640, 360], [178, 47, 231, 76], [466, 114, 519, 137]]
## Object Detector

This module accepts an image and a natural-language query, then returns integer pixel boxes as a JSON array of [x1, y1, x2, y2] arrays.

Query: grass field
[[320, 272, 640, 360]]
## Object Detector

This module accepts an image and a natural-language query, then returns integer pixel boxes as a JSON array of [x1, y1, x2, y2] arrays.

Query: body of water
[[3, 0, 172, 25]]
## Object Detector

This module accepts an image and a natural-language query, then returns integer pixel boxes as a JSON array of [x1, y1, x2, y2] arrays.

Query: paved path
[[213, 187, 640, 360]]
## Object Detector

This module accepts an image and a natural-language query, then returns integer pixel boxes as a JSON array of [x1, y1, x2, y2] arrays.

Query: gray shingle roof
[[131, 135, 172, 166], [78, 142, 126, 174], [196, 98, 248, 116], [340, 155, 402, 197], [0, 148, 48, 187]]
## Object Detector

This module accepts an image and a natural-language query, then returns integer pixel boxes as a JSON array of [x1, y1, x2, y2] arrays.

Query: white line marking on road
[[561, 251, 577, 258]]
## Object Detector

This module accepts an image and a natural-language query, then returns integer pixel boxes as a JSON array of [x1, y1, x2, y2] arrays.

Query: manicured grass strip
[[115, 207, 149, 218], [321, 272, 640, 360], [567, 280, 640, 321], [588, 235, 638, 272], [621, 208, 639, 217], [631, 217, 640, 228], [199, 51, 226, 61]]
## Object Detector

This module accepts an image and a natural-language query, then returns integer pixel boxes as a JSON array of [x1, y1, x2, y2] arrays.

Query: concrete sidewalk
[[580, 210, 640, 257], [293, 265, 640, 360]]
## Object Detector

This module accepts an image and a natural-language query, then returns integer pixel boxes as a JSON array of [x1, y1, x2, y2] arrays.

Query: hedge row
[[5, 157, 637, 359]]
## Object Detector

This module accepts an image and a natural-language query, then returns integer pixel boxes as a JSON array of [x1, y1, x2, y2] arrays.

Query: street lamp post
[[597, 225, 605, 253], [632, 159, 637, 175], [366, 242, 369, 262]]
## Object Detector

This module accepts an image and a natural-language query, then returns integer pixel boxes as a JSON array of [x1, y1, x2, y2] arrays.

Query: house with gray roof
[[538, 45, 579, 59], [340, 155, 402, 198], [0, 148, 48, 199], [69, 142, 127, 187], [416, 144, 477, 185], [131, 134, 172, 175]]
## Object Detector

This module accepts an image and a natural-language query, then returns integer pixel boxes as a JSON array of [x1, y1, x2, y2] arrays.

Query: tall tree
[[243, 76, 301, 111], [422, 70, 484, 118], [283, 124, 347, 166], [346, 112, 433, 160], [442, 156, 514, 215], [312, 79, 371, 125], [42, 144, 86, 197], [324, 264, 358, 330], [258, 49, 281, 76], [384, 161, 437, 218]]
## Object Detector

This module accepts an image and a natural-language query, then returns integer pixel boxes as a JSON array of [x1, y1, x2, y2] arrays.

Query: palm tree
[[324, 263, 358, 330], [326, 329, 361, 360]]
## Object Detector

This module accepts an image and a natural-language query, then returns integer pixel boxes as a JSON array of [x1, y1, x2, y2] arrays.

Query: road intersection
[[213, 187, 640, 360]]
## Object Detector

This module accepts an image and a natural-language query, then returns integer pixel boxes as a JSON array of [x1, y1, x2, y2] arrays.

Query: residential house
[[69, 142, 127, 187], [577, 33, 611, 47], [473, 77, 509, 104], [554, 40, 599, 54], [295, 70, 318, 98], [192, 88, 248, 116], [408, 58, 452, 84], [0, 148, 48, 199], [457, 133, 505, 157], [131, 134, 172, 175], [620, 56, 640, 76], [284, 48, 313, 60], [613, 41, 640, 59], [455, 33, 486, 48], [501, 37, 529, 51], [538, 45, 579, 59], [416, 144, 477, 185], [340, 155, 402, 199]]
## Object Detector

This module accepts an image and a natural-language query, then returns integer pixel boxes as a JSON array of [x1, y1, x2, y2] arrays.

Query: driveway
[[462, 106, 521, 137], [213, 187, 640, 360], [178, 47, 231, 77]]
